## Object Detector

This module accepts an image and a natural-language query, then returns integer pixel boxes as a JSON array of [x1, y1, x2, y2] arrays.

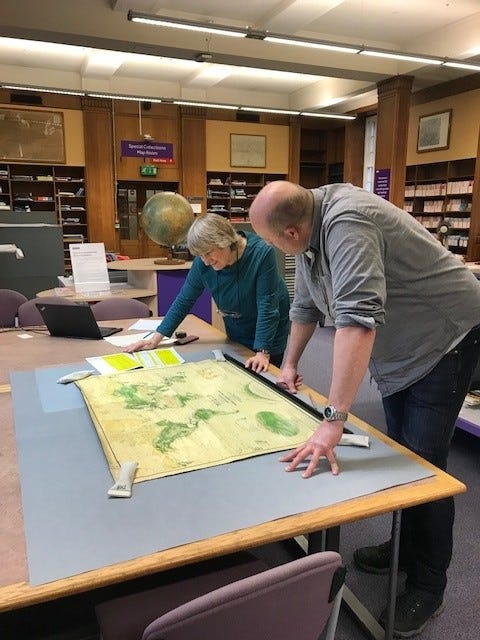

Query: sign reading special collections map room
[[121, 140, 174, 164]]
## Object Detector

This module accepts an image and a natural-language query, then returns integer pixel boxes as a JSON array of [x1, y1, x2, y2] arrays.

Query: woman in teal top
[[126, 213, 290, 372]]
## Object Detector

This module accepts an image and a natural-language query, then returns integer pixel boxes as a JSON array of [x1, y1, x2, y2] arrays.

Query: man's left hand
[[279, 422, 344, 477]]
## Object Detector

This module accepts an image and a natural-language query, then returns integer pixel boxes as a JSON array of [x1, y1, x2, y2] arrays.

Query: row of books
[[405, 180, 474, 197]]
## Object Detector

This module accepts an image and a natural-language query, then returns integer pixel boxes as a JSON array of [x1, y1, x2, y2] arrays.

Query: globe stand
[[153, 245, 186, 265], [154, 257, 186, 265]]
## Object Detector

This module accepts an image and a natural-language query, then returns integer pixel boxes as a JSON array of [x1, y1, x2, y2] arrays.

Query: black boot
[[379, 586, 444, 637], [353, 540, 408, 574]]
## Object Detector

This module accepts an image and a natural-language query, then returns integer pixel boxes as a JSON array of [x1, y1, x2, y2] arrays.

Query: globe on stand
[[140, 192, 195, 265]]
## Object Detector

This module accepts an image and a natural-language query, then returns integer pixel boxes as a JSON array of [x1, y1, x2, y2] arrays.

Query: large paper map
[[76, 358, 319, 482]]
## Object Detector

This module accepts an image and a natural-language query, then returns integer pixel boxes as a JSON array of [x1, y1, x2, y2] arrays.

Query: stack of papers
[[86, 348, 184, 375]]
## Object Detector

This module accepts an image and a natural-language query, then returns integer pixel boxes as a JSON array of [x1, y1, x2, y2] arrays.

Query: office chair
[[95, 550, 345, 640], [17, 296, 76, 327], [0, 289, 28, 327], [91, 297, 152, 321]]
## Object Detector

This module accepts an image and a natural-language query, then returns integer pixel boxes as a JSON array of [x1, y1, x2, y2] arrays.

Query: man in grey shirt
[[250, 180, 480, 638]]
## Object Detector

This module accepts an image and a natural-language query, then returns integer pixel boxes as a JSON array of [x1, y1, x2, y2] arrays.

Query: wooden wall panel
[[82, 98, 116, 251], [181, 109, 207, 211], [467, 128, 480, 261], [344, 116, 365, 187], [114, 110, 180, 183], [376, 76, 413, 207]]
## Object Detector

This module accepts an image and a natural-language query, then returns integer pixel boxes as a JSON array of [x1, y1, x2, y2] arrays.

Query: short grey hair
[[187, 213, 241, 256]]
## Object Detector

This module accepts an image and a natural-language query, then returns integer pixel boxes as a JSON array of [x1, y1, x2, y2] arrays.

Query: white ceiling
[[0, 0, 479, 113]]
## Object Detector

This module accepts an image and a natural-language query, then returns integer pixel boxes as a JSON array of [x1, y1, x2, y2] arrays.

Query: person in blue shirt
[[126, 213, 290, 372]]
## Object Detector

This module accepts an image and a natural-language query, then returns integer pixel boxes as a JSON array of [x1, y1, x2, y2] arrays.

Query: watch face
[[324, 406, 334, 420]]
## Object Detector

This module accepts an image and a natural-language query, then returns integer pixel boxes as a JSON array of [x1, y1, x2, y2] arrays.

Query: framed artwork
[[230, 133, 266, 168], [0, 107, 65, 163], [417, 109, 452, 153]]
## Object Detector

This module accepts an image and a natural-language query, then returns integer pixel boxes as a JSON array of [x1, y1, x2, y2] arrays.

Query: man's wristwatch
[[256, 349, 270, 357], [323, 405, 348, 422]]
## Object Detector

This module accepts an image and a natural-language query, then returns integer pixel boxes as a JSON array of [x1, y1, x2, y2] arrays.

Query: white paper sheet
[[104, 333, 175, 347], [128, 319, 164, 331]]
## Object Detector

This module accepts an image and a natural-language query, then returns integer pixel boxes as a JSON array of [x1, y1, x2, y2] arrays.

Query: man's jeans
[[382, 324, 480, 594]]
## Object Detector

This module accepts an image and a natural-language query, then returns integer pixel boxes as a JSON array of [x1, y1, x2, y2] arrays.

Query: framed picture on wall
[[417, 109, 452, 153], [0, 107, 65, 163], [230, 134, 266, 168]]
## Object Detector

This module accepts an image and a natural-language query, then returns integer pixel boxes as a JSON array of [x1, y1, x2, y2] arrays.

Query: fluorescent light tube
[[128, 11, 246, 38], [240, 106, 300, 115], [265, 36, 360, 54], [360, 50, 443, 65]]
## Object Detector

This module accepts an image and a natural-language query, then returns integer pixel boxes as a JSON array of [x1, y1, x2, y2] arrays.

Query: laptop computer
[[35, 302, 122, 339]]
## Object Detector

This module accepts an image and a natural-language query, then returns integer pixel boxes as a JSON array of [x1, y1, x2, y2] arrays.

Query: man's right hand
[[277, 364, 303, 393], [124, 333, 162, 353]]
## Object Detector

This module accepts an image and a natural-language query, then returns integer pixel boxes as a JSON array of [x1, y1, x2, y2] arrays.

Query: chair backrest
[[0, 288, 28, 327], [17, 296, 76, 327], [143, 551, 345, 640], [91, 297, 152, 321]]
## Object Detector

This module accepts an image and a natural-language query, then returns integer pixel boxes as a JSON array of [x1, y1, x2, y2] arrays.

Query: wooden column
[[344, 115, 366, 187], [288, 117, 301, 184], [180, 106, 207, 214], [467, 128, 480, 261], [81, 97, 117, 251], [375, 75, 413, 207]]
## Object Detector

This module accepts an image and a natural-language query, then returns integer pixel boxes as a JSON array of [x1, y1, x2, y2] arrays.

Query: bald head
[[249, 180, 313, 253]]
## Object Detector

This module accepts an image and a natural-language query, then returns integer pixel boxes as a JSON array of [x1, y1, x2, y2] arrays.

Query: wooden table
[[0, 317, 466, 640], [36, 285, 157, 310]]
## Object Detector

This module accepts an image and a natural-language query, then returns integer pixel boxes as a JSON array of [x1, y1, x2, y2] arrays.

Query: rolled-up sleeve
[[290, 256, 326, 325], [325, 212, 386, 329]]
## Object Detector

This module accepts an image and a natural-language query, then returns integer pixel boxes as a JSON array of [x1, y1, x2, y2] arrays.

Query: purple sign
[[374, 168, 391, 200], [120, 140, 174, 164]]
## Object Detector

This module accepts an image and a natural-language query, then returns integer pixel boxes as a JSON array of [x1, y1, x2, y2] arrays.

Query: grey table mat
[[11, 350, 433, 586]]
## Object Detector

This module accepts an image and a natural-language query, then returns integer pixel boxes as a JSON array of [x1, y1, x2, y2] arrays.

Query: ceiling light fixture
[[4, 84, 354, 120], [359, 49, 443, 65], [3, 84, 85, 96], [443, 60, 480, 72], [173, 100, 237, 110], [127, 10, 480, 71], [264, 35, 360, 54], [300, 112, 356, 120], [128, 11, 246, 38], [87, 92, 163, 102]]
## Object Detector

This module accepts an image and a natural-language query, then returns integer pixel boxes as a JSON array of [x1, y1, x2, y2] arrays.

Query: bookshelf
[[0, 163, 87, 272], [404, 158, 475, 255], [299, 127, 344, 189], [206, 172, 286, 222]]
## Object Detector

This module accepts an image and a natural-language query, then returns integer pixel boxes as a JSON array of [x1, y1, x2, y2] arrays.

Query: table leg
[[305, 511, 401, 640], [384, 509, 401, 640]]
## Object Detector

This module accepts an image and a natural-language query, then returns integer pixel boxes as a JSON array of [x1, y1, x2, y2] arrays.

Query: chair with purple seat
[[91, 297, 152, 321], [95, 550, 345, 640], [17, 296, 76, 327], [0, 289, 28, 327]]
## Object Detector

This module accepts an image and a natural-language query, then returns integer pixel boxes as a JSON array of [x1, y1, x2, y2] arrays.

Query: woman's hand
[[124, 333, 163, 353], [245, 351, 270, 373]]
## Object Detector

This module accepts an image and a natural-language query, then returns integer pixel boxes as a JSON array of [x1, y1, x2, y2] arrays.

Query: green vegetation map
[[76, 359, 319, 482]]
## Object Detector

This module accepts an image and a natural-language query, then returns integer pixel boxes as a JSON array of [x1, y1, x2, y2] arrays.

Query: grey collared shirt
[[290, 183, 480, 396]]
